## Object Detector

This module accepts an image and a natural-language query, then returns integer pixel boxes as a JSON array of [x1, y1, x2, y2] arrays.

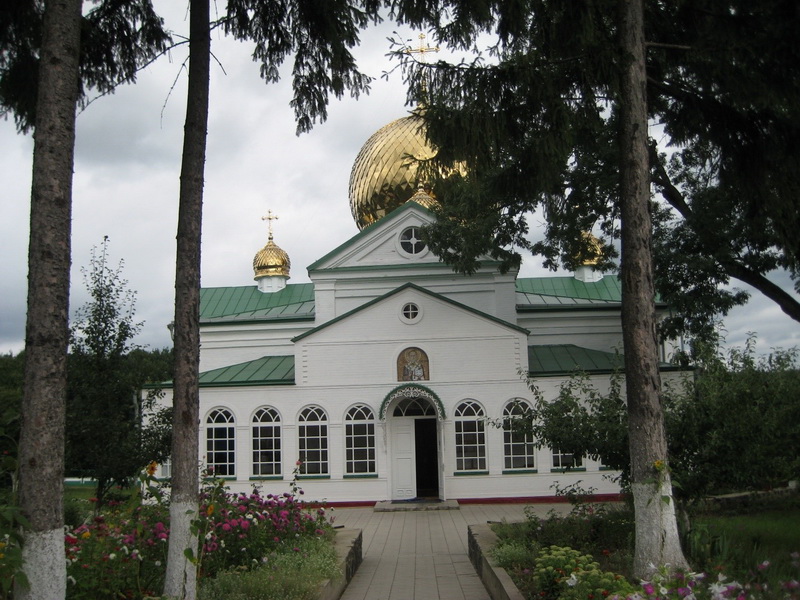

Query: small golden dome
[[253, 234, 290, 280], [349, 112, 440, 230], [254, 210, 290, 281], [577, 232, 603, 266], [408, 185, 438, 211]]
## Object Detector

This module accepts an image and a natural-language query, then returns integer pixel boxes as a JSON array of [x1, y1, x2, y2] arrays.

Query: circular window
[[399, 226, 427, 256], [399, 302, 422, 324]]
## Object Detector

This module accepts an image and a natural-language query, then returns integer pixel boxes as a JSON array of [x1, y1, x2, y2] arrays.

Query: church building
[[157, 111, 683, 504]]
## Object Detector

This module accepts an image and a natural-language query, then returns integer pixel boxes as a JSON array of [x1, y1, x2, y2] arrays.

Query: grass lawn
[[689, 508, 800, 581]]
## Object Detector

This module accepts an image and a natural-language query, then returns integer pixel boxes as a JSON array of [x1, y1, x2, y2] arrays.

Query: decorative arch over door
[[379, 383, 445, 421]]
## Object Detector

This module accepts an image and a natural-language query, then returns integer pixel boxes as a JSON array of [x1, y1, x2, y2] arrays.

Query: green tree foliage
[[223, 0, 382, 134], [0, 352, 24, 497], [67, 238, 172, 506], [524, 339, 800, 502], [0, 0, 170, 132], [667, 339, 800, 498], [390, 0, 800, 342]]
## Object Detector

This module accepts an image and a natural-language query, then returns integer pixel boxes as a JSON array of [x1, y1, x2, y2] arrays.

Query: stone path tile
[[334, 503, 568, 600]]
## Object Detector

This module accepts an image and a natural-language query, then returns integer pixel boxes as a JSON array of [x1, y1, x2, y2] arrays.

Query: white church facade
[[157, 112, 683, 504]]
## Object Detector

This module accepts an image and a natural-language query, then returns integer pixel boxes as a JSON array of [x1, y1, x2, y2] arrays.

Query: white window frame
[[503, 400, 537, 471], [252, 407, 282, 477], [454, 400, 487, 472], [206, 408, 235, 477], [552, 448, 583, 471], [298, 406, 329, 476], [344, 405, 376, 475]]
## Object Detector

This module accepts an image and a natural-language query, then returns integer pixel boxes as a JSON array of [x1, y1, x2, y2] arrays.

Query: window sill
[[550, 467, 586, 473], [453, 470, 489, 476], [249, 476, 283, 481], [297, 475, 331, 480], [344, 474, 378, 479], [502, 469, 538, 475]]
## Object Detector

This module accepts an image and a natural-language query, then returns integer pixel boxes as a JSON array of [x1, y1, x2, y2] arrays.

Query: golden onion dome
[[577, 232, 603, 266], [349, 112, 441, 230], [253, 233, 290, 280]]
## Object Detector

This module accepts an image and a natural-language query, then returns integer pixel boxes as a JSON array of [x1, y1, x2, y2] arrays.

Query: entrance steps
[[373, 499, 459, 512]]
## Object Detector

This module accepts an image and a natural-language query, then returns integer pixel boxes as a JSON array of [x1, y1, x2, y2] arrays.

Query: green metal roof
[[197, 355, 295, 387], [517, 276, 621, 303], [200, 284, 314, 323], [516, 276, 665, 309], [528, 344, 682, 376]]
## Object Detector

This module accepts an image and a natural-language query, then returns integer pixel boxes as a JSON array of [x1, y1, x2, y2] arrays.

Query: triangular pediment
[[308, 202, 458, 273], [293, 282, 528, 343]]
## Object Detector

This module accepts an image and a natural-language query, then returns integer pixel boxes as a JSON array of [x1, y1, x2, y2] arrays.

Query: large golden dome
[[349, 112, 439, 230]]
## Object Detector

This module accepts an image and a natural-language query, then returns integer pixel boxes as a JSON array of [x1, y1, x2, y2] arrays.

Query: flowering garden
[[490, 493, 800, 600], [2, 466, 337, 600]]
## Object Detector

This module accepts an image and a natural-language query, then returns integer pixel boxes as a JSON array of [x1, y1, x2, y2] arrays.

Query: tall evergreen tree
[[2, 2, 169, 596], [162, 2, 381, 597], [388, 0, 694, 576], [163, 0, 209, 596], [16, 1, 82, 596], [617, 0, 687, 575]]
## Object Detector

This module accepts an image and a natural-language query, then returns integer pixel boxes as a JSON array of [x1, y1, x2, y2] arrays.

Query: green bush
[[491, 539, 539, 569], [532, 545, 634, 600], [198, 536, 339, 600]]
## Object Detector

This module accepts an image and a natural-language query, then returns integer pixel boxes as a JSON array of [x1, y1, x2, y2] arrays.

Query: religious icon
[[398, 347, 429, 381]]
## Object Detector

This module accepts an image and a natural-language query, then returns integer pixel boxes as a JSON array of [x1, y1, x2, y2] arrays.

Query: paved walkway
[[332, 502, 571, 600]]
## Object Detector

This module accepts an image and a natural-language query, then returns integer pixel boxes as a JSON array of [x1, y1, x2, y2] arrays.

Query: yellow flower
[[207, 504, 214, 516], [653, 459, 665, 471], [146, 461, 158, 476], [81, 531, 91, 540]]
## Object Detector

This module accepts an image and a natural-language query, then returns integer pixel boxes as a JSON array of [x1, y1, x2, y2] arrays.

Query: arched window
[[454, 400, 486, 472], [206, 408, 235, 477], [503, 400, 536, 471], [298, 406, 328, 476], [252, 407, 281, 477], [345, 405, 376, 475]]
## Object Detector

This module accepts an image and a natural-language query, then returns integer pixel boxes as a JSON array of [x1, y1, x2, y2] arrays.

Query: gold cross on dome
[[405, 33, 439, 62], [262, 210, 278, 240]]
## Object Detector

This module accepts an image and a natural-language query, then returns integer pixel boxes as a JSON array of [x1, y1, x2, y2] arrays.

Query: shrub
[[61, 467, 334, 598], [198, 535, 339, 600], [194, 477, 332, 578], [531, 545, 634, 600]]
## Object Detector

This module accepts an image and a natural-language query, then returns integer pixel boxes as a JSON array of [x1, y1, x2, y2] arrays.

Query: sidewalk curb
[[468, 524, 525, 600], [319, 528, 362, 600]]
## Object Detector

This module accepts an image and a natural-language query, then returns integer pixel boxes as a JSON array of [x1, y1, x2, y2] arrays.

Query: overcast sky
[[1, 2, 797, 358]]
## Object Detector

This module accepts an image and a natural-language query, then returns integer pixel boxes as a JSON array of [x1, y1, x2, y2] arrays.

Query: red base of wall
[[322, 493, 626, 508]]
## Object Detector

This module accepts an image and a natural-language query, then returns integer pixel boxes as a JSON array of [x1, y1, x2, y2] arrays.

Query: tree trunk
[[16, 0, 83, 598], [163, 0, 210, 597], [618, 0, 689, 579]]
